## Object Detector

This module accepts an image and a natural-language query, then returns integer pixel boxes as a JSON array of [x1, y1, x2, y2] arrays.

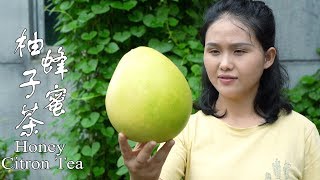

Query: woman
[[118, 0, 320, 179]]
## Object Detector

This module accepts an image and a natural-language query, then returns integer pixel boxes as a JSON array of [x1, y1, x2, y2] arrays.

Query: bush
[[287, 50, 320, 131], [49, 0, 214, 179]]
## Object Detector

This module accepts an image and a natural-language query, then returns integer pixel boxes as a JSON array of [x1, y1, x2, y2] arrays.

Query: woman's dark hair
[[196, 0, 292, 123]]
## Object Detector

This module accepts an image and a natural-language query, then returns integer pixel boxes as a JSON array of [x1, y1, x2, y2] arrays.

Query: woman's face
[[204, 16, 274, 100]]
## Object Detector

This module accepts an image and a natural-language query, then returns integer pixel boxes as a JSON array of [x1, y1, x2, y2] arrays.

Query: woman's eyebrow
[[205, 42, 254, 47]]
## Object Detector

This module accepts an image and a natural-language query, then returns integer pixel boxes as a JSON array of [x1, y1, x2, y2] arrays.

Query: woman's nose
[[219, 54, 234, 71]]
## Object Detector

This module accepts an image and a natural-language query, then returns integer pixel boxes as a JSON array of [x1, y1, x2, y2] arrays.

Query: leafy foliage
[[287, 50, 320, 131], [49, 0, 214, 179]]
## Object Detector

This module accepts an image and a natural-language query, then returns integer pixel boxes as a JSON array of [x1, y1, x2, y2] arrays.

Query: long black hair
[[196, 0, 292, 123]]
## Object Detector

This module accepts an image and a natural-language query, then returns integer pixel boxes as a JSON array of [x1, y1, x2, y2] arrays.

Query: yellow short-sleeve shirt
[[159, 111, 320, 180]]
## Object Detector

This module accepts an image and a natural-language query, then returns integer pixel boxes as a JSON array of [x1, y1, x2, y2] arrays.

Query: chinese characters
[[15, 28, 68, 137]]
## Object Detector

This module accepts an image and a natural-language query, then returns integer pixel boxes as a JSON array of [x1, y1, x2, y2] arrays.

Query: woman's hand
[[118, 133, 175, 180]]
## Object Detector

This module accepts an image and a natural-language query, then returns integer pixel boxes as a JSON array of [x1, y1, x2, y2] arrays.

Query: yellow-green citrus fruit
[[105, 46, 192, 143]]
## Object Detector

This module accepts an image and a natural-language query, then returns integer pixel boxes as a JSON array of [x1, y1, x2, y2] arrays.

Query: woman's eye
[[209, 50, 220, 55], [234, 50, 246, 55]]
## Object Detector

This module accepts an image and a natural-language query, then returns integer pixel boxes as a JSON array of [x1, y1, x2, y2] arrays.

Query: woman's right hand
[[118, 133, 175, 180]]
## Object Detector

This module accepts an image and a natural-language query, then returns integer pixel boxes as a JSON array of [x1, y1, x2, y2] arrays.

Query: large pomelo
[[105, 46, 192, 143]]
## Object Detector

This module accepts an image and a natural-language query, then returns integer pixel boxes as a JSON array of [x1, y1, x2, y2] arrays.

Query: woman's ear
[[264, 47, 276, 69]]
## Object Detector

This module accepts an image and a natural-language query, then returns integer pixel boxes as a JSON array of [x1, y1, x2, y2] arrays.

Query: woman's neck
[[215, 95, 265, 128]]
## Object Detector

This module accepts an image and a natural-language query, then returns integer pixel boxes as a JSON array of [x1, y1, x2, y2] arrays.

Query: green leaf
[[143, 14, 155, 27], [169, 4, 180, 16], [81, 145, 92, 156], [97, 37, 111, 45], [81, 112, 100, 128], [93, 167, 105, 177], [148, 39, 173, 53], [188, 76, 201, 92], [81, 31, 97, 41], [101, 127, 115, 138], [191, 64, 202, 76], [65, 56, 75, 66], [91, 4, 110, 14], [81, 142, 100, 157], [128, 140, 136, 148], [172, 30, 187, 41], [316, 48, 320, 56], [117, 156, 124, 167], [294, 99, 312, 112], [116, 165, 128, 176], [188, 40, 203, 51], [105, 42, 119, 54], [309, 91, 320, 101], [156, 6, 170, 23], [88, 44, 104, 55], [301, 76, 316, 85], [143, 14, 162, 28], [78, 12, 95, 23], [130, 26, 146, 37], [307, 107, 318, 117], [185, 26, 198, 36], [60, 1, 73, 10], [290, 93, 302, 103], [64, 43, 77, 53], [81, 118, 93, 128], [95, 80, 108, 95], [186, 54, 203, 63], [61, 21, 77, 33], [65, 72, 81, 81], [83, 79, 97, 90], [128, 10, 143, 22], [186, 9, 199, 20], [188, 76, 201, 100], [99, 29, 110, 38], [71, 91, 79, 100], [82, 59, 98, 74], [168, 17, 179, 26], [71, 153, 81, 161], [91, 112, 100, 122], [75, 58, 89, 71], [54, 37, 67, 46], [91, 142, 100, 156], [113, 31, 131, 42], [78, 92, 100, 101], [110, 1, 137, 11], [172, 47, 188, 58], [102, 63, 117, 79]]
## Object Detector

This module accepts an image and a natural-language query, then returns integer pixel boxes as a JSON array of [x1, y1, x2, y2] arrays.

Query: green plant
[[287, 49, 320, 131], [0, 138, 30, 179], [48, 0, 214, 179]]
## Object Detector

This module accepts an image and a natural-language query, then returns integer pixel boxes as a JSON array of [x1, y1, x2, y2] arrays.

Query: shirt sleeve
[[303, 124, 320, 180], [159, 113, 195, 180]]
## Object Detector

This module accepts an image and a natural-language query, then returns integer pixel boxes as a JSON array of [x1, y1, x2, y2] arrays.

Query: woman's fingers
[[152, 140, 175, 164], [119, 133, 174, 170], [135, 141, 157, 164], [133, 142, 148, 151], [118, 133, 133, 160]]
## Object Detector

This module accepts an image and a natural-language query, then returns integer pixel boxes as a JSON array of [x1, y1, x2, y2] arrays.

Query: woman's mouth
[[218, 75, 238, 85]]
